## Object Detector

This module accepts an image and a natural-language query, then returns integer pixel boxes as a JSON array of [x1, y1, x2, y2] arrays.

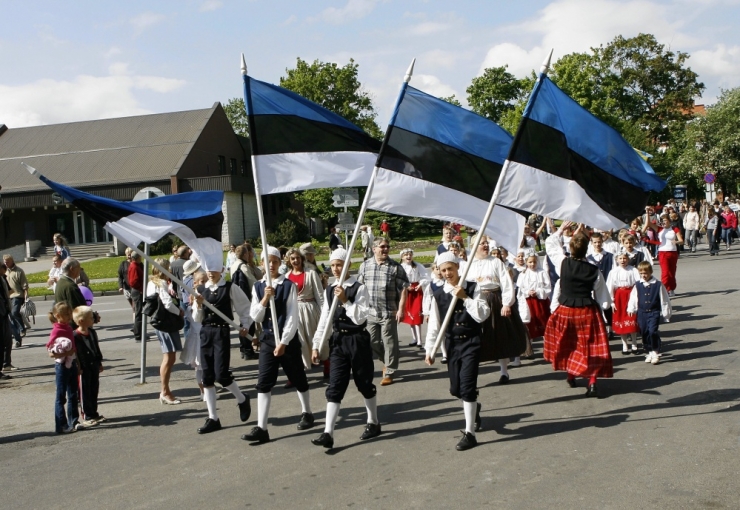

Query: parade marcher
[[399, 248, 429, 348], [425, 252, 490, 451], [3, 255, 28, 347], [422, 263, 449, 363], [73, 305, 105, 426], [649, 215, 684, 297], [587, 232, 615, 336], [242, 246, 313, 444], [192, 262, 252, 435], [356, 237, 409, 386], [606, 253, 641, 355], [545, 222, 612, 398], [180, 270, 207, 399], [627, 261, 672, 365], [310, 248, 380, 449], [516, 253, 551, 342], [285, 247, 324, 370], [127, 252, 144, 341], [720, 203, 738, 251], [434, 226, 454, 263], [229, 246, 259, 360], [620, 234, 652, 267], [464, 235, 526, 384]]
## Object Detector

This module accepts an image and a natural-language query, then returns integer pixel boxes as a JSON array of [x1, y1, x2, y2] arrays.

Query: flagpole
[[242, 54, 282, 344], [428, 49, 554, 361], [316, 58, 416, 357]]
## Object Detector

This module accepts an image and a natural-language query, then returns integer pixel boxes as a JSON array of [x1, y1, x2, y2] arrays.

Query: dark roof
[[0, 104, 218, 193]]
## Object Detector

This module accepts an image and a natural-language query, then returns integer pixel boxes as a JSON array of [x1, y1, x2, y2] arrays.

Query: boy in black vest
[[193, 265, 253, 434], [242, 246, 313, 444], [627, 261, 672, 365], [310, 249, 380, 449], [424, 252, 490, 451], [587, 232, 615, 336]]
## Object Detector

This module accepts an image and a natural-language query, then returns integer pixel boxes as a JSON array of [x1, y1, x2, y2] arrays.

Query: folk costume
[[516, 264, 551, 340], [192, 274, 252, 434], [310, 249, 380, 449], [242, 247, 313, 444], [400, 249, 430, 347], [287, 267, 324, 369], [606, 265, 641, 354], [544, 232, 612, 397], [425, 252, 490, 451], [627, 276, 672, 364]]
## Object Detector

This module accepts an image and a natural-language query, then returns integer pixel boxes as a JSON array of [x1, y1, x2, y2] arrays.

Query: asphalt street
[[1, 248, 739, 509]]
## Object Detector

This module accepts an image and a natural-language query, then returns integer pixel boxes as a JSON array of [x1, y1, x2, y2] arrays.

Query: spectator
[[52, 233, 70, 261], [683, 204, 700, 253], [356, 237, 409, 386], [380, 219, 391, 240], [47, 255, 63, 292], [118, 248, 133, 310], [76, 267, 90, 287], [54, 258, 91, 329], [169, 245, 190, 295], [360, 226, 374, 261], [328, 227, 341, 251], [0, 262, 15, 376], [721, 202, 738, 251], [2, 255, 28, 348], [128, 252, 144, 341]]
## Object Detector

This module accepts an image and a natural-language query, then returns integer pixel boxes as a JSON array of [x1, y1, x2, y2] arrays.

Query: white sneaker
[[509, 359, 522, 367], [651, 355, 660, 365], [645, 353, 653, 363]]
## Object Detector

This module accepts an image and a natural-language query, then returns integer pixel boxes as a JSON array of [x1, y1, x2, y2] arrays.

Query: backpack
[[231, 263, 252, 300]]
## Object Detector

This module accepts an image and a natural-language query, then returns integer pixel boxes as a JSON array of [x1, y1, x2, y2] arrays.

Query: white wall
[[221, 192, 259, 246], [0, 240, 42, 261]]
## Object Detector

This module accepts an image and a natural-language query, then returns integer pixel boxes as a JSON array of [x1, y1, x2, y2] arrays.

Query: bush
[[145, 235, 183, 257], [363, 212, 443, 241], [266, 209, 310, 247]]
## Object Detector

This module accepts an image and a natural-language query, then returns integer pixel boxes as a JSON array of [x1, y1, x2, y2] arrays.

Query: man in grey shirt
[[357, 237, 409, 386]]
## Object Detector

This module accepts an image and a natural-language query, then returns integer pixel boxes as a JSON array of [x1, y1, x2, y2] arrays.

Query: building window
[[218, 156, 226, 175], [241, 160, 248, 176], [230, 158, 237, 176]]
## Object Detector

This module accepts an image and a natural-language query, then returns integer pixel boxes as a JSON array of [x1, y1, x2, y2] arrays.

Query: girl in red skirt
[[545, 222, 613, 398], [400, 248, 429, 348], [606, 253, 641, 355], [516, 253, 551, 341]]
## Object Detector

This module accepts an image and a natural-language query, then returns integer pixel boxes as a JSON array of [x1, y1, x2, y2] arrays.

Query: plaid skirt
[[479, 289, 528, 362], [544, 304, 613, 378]]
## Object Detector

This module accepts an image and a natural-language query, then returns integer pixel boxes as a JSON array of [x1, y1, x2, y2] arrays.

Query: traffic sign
[[704, 173, 716, 184], [337, 211, 354, 225], [337, 224, 355, 232], [673, 185, 687, 201], [332, 188, 359, 207]]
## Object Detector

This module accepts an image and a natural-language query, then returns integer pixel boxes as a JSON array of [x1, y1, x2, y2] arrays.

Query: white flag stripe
[[497, 161, 625, 230], [370, 167, 525, 252]]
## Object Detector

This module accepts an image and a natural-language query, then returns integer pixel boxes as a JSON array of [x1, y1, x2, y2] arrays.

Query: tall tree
[[466, 65, 525, 126], [223, 97, 249, 136]]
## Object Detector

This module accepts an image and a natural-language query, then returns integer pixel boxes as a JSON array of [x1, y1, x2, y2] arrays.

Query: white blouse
[[606, 266, 641, 298], [658, 227, 679, 252], [516, 268, 552, 301], [463, 256, 515, 306]]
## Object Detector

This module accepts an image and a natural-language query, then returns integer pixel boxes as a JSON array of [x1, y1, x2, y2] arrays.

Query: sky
[[1, 0, 739, 129]]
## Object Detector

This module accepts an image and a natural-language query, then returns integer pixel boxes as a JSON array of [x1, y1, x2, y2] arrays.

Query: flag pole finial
[[21, 162, 38, 176], [241, 53, 247, 76], [539, 49, 554, 76], [404, 58, 416, 83]]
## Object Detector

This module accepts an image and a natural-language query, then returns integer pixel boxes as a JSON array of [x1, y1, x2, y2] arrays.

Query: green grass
[[29, 281, 120, 298], [27, 256, 126, 283]]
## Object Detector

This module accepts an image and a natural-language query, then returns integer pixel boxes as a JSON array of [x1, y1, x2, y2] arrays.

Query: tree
[[223, 97, 249, 136], [466, 65, 525, 125], [280, 58, 383, 139], [677, 87, 740, 198], [439, 95, 462, 107]]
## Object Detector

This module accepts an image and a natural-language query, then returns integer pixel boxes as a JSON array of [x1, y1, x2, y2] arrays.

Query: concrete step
[[36, 242, 114, 261]]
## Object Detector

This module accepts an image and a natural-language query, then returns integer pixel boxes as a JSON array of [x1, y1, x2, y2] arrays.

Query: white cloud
[[103, 46, 122, 59], [419, 49, 465, 69], [691, 44, 740, 96], [199, 0, 223, 12], [0, 68, 185, 128], [414, 74, 458, 99], [408, 21, 451, 36], [130, 12, 166, 35], [282, 14, 298, 26], [308, 0, 379, 24]]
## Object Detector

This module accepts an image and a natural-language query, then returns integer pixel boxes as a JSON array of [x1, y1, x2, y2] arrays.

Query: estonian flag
[[496, 76, 667, 229], [244, 76, 381, 194], [24, 163, 226, 272], [373, 85, 525, 251]]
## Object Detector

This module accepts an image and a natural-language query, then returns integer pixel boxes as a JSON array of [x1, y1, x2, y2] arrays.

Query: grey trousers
[[367, 315, 399, 375]]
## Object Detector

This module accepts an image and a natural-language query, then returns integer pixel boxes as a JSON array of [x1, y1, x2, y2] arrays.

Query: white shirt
[[424, 281, 491, 357], [192, 277, 252, 329], [627, 277, 672, 321], [401, 262, 430, 285], [606, 265, 641, 299], [249, 274, 298, 345], [311, 276, 369, 351], [658, 227, 679, 252], [463, 256, 515, 306], [516, 268, 551, 301], [146, 280, 180, 315]]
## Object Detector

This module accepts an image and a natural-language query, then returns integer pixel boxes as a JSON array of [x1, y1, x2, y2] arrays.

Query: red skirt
[[402, 284, 424, 326], [544, 304, 613, 378], [612, 286, 639, 334], [526, 296, 551, 338]]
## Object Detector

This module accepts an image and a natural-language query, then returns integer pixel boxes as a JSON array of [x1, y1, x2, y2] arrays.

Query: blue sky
[[1, 0, 739, 128]]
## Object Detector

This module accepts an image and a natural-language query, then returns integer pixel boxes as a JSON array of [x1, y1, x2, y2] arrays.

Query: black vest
[[327, 281, 366, 333], [587, 252, 614, 281], [636, 281, 662, 313], [436, 243, 448, 255], [625, 250, 645, 267], [254, 279, 296, 345], [433, 281, 481, 340], [197, 282, 234, 326], [559, 258, 600, 307]]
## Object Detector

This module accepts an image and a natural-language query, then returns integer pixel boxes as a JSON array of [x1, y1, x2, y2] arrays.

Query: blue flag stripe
[[523, 77, 665, 192], [391, 86, 512, 164]]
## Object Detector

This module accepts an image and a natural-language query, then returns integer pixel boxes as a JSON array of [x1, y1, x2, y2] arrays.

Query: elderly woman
[[285, 248, 324, 370], [146, 258, 184, 404]]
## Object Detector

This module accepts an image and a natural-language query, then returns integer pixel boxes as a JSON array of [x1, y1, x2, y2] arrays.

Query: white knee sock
[[499, 359, 509, 377], [414, 326, 422, 345], [630, 333, 638, 349], [410, 326, 418, 344], [441, 343, 448, 358], [257, 392, 271, 430], [225, 382, 246, 404], [364, 396, 378, 425], [463, 400, 476, 436], [204, 387, 218, 420], [297, 390, 311, 414], [621, 335, 630, 350], [325, 402, 340, 435], [195, 369, 203, 386]]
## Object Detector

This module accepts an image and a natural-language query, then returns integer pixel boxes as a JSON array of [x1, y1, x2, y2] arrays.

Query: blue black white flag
[[374, 85, 525, 251], [23, 163, 225, 271], [496, 76, 667, 229]]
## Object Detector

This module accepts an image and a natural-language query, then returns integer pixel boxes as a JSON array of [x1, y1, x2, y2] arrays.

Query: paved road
[[2, 249, 739, 509]]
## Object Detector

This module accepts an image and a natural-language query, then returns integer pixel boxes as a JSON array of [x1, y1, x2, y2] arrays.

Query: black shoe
[[238, 394, 251, 422], [567, 378, 577, 388], [622, 350, 631, 355], [0, 372, 11, 380], [297, 412, 315, 430], [240, 351, 247, 360], [311, 432, 334, 449], [245, 350, 259, 360], [241, 426, 270, 443], [408, 341, 418, 347], [360, 422, 381, 440], [14, 341, 21, 348], [474, 402, 482, 432], [455, 431, 478, 451], [440, 357, 448, 364], [197, 418, 222, 434], [499, 374, 510, 385], [585, 384, 598, 398]]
